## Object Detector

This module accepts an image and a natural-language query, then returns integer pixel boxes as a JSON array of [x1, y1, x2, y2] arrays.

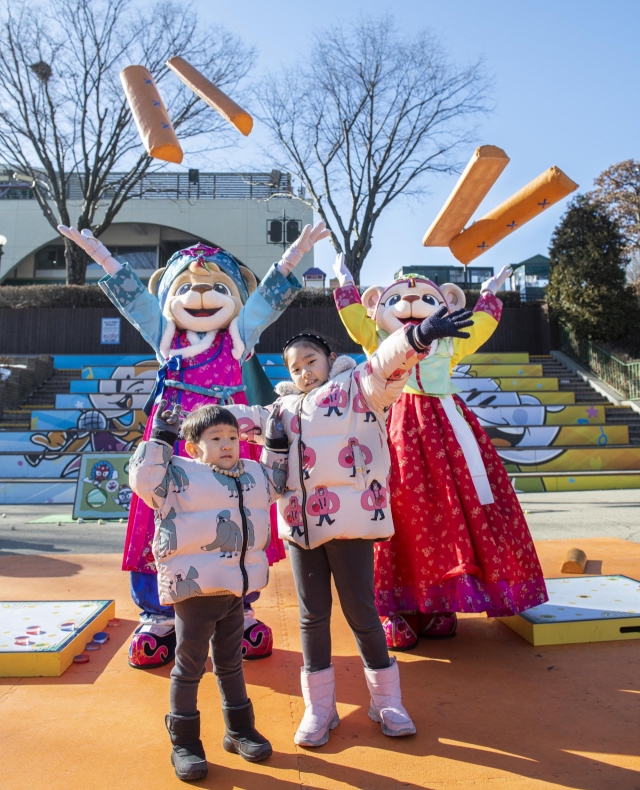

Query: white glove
[[278, 220, 331, 276], [332, 252, 354, 286], [57, 225, 122, 276], [480, 265, 512, 295]]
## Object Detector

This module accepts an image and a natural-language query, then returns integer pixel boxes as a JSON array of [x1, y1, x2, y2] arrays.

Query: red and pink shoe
[[128, 616, 176, 669], [242, 609, 273, 660], [380, 613, 418, 651], [419, 612, 457, 639]]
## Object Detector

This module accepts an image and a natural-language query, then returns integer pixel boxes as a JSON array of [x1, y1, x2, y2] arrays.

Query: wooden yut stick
[[448, 166, 578, 265], [422, 145, 510, 247], [561, 548, 588, 574], [166, 56, 253, 136], [120, 66, 183, 164]]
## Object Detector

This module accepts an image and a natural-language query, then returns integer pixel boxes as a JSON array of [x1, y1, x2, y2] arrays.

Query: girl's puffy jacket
[[129, 441, 284, 604], [228, 327, 424, 550]]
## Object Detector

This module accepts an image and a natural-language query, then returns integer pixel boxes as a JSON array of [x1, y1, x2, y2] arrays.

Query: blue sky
[[192, 0, 640, 286]]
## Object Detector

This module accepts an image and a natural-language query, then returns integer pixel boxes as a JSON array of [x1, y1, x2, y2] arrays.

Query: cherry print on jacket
[[361, 480, 387, 521], [284, 496, 305, 538], [316, 382, 348, 417], [301, 441, 316, 479], [306, 485, 341, 526], [353, 370, 376, 423], [338, 437, 373, 478]]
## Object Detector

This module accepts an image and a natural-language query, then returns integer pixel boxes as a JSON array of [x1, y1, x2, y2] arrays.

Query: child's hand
[[265, 401, 288, 452], [408, 306, 474, 351], [151, 399, 182, 445]]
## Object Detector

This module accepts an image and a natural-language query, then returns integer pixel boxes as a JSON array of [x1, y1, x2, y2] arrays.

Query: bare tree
[[0, 0, 254, 284], [589, 160, 640, 280], [256, 17, 491, 284]]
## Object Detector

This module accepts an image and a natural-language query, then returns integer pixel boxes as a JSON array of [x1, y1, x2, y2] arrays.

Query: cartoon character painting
[[306, 486, 340, 527], [59, 219, 329, 667]]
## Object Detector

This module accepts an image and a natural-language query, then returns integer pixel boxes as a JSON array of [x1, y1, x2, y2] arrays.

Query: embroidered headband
[[157, 243, 250, 312]]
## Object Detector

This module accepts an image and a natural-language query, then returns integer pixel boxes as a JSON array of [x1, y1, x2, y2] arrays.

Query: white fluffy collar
[[274, 355, 357, 396]]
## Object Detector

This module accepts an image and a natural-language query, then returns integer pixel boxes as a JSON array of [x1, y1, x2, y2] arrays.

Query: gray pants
[[289, 539, 390, 673], [170, 594, 248, 716]]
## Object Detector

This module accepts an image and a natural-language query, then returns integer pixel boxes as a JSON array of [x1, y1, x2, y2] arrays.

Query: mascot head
[[361, 274, 466, 335], [148, 243, 257, 333]]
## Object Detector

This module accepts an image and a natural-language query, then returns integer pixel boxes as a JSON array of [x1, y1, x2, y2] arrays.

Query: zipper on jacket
[[296, 395, 310, 549], [235, 478, 249, 596]]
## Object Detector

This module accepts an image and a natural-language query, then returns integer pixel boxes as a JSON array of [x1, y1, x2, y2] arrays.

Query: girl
[[228, 305, 473, 747]]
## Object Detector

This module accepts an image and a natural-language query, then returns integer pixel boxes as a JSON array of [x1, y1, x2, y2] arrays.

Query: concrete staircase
[[1, 351, 639, 505]]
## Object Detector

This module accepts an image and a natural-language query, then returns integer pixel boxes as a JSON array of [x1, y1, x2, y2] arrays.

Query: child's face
[[286, 344, 337, 393], [185, 424, 240, 470]]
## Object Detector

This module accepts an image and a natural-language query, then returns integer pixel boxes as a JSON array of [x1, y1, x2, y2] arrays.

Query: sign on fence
[[100, 317, 121, 345]]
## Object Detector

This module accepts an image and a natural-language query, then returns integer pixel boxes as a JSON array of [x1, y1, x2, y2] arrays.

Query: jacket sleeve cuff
[[474, 291, 503, 321], [334, 283, 361, 309]]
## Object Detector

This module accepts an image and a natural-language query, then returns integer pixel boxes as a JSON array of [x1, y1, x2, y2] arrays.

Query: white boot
[[294, 665, 340, 747], [364, 657, 416, 737]]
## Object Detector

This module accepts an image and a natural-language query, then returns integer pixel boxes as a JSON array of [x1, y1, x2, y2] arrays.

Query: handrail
[[558, 324, 640, 400]]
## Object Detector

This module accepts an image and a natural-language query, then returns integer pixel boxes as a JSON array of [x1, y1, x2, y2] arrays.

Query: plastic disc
[[85, 642, 101, 651], [92, 632, 109, 644], [73, 654, 90, 664], [107, 619, 121, 627]]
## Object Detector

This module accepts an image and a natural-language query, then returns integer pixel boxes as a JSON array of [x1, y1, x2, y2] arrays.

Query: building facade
[[0, 171, 313, 284], [393, 264, 494, 287]]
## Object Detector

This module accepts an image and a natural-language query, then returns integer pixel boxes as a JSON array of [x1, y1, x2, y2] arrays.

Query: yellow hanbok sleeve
[[450, 292, 502, 369], [334, 284, 379, 357]]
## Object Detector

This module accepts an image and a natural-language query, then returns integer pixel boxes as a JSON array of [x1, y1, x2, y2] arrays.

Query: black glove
[[407, 306, 474, 352], [151, 399, 182, 446], [265, 401, 288, 452]]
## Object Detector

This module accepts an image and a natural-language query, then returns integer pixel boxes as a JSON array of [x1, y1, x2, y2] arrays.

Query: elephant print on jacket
[[360, 480, 388, 521], [316, 382, 347, 417], [306, 486, 341, 526], [169, 566, 203, 601], [201, 510, 242, 557], [156, 506, 178, 557], [284, 496, 305, 537], [338, 437, 373, 478]]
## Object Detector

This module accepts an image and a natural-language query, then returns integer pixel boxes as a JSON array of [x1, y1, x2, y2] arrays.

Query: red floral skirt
[[375, 393, 547, 617]]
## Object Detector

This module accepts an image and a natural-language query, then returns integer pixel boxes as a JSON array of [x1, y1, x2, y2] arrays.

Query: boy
[[129, 401, 286, 782]]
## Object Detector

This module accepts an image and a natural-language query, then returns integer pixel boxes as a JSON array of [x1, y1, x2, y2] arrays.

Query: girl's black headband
[[282, 333, 333, 357]]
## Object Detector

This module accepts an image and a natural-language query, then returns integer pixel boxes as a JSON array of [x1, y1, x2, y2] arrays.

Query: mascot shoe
[[128, 615, 176, 669], [419, 612, 458, 639], [241, 607, 273, 660], [380, 613, 418, 651]]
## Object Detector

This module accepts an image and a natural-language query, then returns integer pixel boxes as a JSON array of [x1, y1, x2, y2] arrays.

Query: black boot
[[222, 700, 273, 762], [165, 712, 208, 782]]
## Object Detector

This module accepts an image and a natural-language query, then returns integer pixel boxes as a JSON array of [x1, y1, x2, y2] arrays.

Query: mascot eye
[[213, 283, 231, 296], [422, 295, 438, 306], [386, 294, 401, 306], [176, 283, 191, 295]]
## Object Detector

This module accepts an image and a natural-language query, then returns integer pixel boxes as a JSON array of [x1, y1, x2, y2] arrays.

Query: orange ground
[[1, 538, 639, 790]]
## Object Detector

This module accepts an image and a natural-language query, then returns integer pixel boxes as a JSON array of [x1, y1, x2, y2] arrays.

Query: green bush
[[547, 195, 640, 342]]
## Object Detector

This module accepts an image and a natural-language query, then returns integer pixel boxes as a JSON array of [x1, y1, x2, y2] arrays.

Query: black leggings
[[289, 539, 391, 673]]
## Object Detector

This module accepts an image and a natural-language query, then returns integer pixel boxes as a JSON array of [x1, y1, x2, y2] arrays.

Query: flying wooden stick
[[422, 145, 510, 247], [166, 56, 253, 137], [120, 66, 183, 164], [449, 166, 579, 265]]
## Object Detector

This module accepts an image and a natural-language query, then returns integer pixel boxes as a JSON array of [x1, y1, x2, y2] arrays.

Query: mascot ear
[[361, 285, 385, 319], [148, 267, 166, 296], [239, 265, 257, 296], [439, 283, 466, 310]]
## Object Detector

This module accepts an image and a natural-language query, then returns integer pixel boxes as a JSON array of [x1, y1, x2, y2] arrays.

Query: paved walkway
[[1, 539, 639, 790]]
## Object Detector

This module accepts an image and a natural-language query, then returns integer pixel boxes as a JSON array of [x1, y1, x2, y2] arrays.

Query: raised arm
[[451, 265, 510, 366], [333, 254, 379, 356], [58, 225, 166, 357], [360, 307, 474, 412], [238, 222, 331, 357]]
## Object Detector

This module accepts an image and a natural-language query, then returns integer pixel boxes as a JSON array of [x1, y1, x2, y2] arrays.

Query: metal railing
[[559, 324, 640, 400], [0, 171, 293, 201]]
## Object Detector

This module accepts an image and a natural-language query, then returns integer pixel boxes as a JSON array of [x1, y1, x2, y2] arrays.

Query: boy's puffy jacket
[[129, 443, 284, 604], [228, 327, 424, 550]]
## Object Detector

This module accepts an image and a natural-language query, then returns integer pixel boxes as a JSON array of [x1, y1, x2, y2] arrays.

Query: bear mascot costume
[[59, 221, 329, 666]]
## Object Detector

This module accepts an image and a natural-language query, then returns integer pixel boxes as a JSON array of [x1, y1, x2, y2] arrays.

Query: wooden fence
[[0, 304, 551, 356]]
